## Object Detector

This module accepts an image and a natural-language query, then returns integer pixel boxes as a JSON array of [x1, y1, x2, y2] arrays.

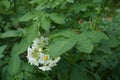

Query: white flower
[[48, 57, 61, 67], [27, 47, 40, 66], [38, 66, 51, 71], [39, 53, 51, 64], [27, 36, 61, 71], [38, 56, 61, 71], [33, 36, 49, 48]]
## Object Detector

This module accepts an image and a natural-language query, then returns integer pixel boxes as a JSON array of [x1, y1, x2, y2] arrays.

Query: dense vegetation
[[0, 0, 120, 80]]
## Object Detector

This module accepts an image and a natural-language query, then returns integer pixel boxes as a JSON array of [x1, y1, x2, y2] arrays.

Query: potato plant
[[0, 0, 120, 80]]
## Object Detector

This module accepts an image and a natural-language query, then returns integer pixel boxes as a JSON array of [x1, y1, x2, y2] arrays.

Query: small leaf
[[50, 13, 65, 24], [41, 16, 51, 31], [0, 29, 24, 38], [0, 45, 7, 59], [49, 29, 77, 58], [19, 11, 40, 22]]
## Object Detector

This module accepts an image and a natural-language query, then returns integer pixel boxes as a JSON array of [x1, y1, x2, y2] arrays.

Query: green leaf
[[76, 33, 94, 53], [83, 31, 109, 43], [19, 11, 40, 22], [0, 45, 7, 59], [7, 21, 38, 76], [41, 16, 51, 31], [2, 66, 8, 80], [93, 0, 103, 3], [70, 65, 100, 80], [49, 29, 77, 58], [1, 0, 10, 8], [49, 13, 65, 24], [11, 22, 38, 56], [74, 4, 88, 14], [0, 29, 24, 38], [70, 65, 88, 80], [8, 54, 21, 76], [76, 31, 109, 53], [66, 0, 74, 3]]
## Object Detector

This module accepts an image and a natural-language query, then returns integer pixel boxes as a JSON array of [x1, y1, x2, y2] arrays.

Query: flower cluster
[[27, 36, 60, 71]]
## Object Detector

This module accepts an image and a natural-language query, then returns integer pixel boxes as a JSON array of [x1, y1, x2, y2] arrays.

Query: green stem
[[92, 0, 109, 30], [93, 5, 101, 30]]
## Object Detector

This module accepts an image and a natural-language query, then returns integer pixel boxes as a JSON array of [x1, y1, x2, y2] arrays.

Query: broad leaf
[[49, 29, 77, 58], [76, 33, 94, 53], [8, 54, 21, 76], [11, 22, 38, 56], [83, 31, 109, 43], [50, 13, 65, 24], [7, 22, 38, 76]]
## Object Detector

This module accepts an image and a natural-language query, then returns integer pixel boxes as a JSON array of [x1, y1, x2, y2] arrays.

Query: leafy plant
[[0, 0, 120, 80]]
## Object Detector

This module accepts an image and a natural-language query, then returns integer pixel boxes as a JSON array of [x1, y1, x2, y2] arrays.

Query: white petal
[[54, 57, 61, 63], [39, 66, 51, 71]]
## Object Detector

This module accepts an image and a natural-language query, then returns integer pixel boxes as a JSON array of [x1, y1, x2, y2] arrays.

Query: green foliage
[[0, 45, 7, 58], [49, 29, 77, 58], [11, 22, 38, 56], [0, 0, 120, 80], [8, 54, 21, 76], [0, 29, 24, 38], [50, 13, 65, 24], [76, 33, 94, 53]]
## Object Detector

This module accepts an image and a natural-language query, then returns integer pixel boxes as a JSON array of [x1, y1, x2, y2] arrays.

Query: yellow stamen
[[43, 56, 48, 61], [39, 48, 42, 52]]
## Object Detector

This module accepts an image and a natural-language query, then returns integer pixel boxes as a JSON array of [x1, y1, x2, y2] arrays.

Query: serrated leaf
[[41, 16, 50, 31], [50, 13, 65, 24], [0, 45, 7, 59], [76, 33, 94, 53], [49, 29, 77, 58]]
